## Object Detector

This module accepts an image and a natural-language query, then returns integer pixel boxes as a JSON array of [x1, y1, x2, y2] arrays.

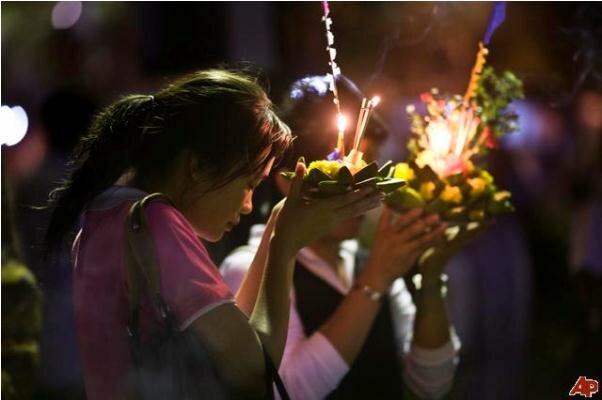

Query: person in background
[[568, 89, 602, 341], [2, 173, 43, 400], [221, 75, 463, 399]]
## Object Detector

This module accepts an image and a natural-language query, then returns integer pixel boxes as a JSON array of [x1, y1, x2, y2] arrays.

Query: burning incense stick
[[321, 1, 348, 156]]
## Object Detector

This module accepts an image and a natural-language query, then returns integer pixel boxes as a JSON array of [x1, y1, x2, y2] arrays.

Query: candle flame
[[427, 120, 452, 157], [417, 103, 483, 177], [336, 113, 348, 131]]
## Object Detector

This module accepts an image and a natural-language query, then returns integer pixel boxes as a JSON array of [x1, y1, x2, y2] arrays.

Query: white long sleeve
[[389, 278, 461, 399], [221, 239, 349, 400], [277, 293, 349, 400], [220, 226, 461, 400]]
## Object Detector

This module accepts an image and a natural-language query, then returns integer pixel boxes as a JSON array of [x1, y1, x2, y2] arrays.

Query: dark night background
[[2, 2, 601, 399]]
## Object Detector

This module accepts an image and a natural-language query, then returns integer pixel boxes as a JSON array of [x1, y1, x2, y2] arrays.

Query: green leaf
[[377, 160, 394, 177], [336, 166, 354, 186], [354, 177, 379, 190], [353, 162, 379, 183], [280, 171, 296, 181], [318, 180, 350, 194], [306, 168, 331, 184], [376, 178, 406, 193], [385, 187, 425, 210]]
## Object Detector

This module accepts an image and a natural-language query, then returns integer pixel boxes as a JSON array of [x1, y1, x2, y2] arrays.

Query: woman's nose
[[241, 192, 253, 215]]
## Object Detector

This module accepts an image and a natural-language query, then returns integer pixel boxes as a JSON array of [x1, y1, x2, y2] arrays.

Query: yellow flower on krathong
[[467, 177, 487, 196], [307, 160, 342, 179], [480, 170, 494, 185], [493, 190, 511, 202], [440, 185, 463, 204], [393, 163, 415, 181], [415, 150, 434, 170], [420, 181, 436, 201]]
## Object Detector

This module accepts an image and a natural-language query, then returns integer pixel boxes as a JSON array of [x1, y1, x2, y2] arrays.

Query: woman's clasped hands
[[359, 207, 448, 292], [272, 159, 383, 257]]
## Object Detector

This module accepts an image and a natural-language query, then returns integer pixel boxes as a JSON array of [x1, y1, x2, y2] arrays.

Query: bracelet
[[352, 282, 384, 302], [412, 273, 448, 298]]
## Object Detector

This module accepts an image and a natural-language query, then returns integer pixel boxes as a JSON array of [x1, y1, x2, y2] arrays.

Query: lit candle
[[336, 113, 348, 155]]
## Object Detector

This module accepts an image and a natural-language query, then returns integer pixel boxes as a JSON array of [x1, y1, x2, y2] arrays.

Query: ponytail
[[43, 95, 154, 256]]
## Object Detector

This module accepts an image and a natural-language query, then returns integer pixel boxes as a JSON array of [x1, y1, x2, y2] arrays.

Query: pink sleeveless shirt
[[72, 187, 234, 400]]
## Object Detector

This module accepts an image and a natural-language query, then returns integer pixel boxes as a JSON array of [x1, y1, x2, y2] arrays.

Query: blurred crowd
[[2, 2, 601, 399]]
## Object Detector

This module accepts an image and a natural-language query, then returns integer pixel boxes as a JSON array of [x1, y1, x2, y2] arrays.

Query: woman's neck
[[129, 171, 186, 206], [127, 151, 193, 205]]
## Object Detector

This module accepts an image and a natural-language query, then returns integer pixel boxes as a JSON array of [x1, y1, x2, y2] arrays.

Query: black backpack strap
[[263, 348, 290, 400], [126, 192, 290, 400], [125, 193, 176, 337], [127, 195, 172, 300]]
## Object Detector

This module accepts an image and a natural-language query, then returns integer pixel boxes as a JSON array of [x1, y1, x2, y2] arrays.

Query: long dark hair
[[44, 68, 292, 255]]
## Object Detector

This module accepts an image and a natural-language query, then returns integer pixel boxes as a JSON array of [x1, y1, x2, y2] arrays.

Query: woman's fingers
[[305, 187, 380, 220], [397, 213, 440, 242], [336, 192, 382, 220], [391, 208, 423, 230], [402, 224, 446, 255], [287, 159, 306, 202], [375, 206, 393, 233], [328, 187, 377, 210]]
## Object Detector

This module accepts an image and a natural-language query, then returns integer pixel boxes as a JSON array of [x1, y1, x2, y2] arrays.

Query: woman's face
[[182, 155, 274, 242]]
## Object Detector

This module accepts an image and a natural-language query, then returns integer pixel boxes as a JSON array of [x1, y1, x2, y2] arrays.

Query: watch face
[[355, 284, 382, 302], [368, 291, 381, 301]]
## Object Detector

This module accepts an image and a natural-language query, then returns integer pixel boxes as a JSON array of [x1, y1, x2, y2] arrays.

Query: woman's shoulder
[[88, 187, 196, 242], [143, 201, 209, 260], [88, 186, 147, 211], [145, 200, 193, 233]]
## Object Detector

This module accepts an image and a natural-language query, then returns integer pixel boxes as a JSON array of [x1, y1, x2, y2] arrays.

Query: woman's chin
[[194, 227, 225, 243], [204, 231, 225, 243]]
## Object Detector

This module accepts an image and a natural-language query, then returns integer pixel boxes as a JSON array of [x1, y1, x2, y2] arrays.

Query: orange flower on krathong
[[440, 185, 463, 204], [483, 127, 497, 149]]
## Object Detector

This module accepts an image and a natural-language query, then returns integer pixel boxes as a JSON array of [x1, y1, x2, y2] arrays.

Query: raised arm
[[192, 162, 382, 396], [234, 200, 283, 316], [276, 208, 445, 399], [319, 208, 444, 364], [402, 223, 488, 399], [248, 162, 382, 365]]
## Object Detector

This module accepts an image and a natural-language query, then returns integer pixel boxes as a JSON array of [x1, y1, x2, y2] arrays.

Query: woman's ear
[[274, 169, 292, 196], [187, 151, 203, 182]]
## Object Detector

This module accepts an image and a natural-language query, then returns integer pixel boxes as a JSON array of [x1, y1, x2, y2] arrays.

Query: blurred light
[[1, 105, 29, 147], [336, 113, 348, 131], [370, 96, 381, 107], [290, 89, 304, 100], [289, 76, 331, 100], [502, 100, 565, 151], [51, 1, 82, 30], [308, 76, 329, 96], [427, 120, 452, 156]]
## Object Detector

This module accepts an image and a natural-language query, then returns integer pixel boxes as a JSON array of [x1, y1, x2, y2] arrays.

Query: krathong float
[[385, 2, 523, 223]]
